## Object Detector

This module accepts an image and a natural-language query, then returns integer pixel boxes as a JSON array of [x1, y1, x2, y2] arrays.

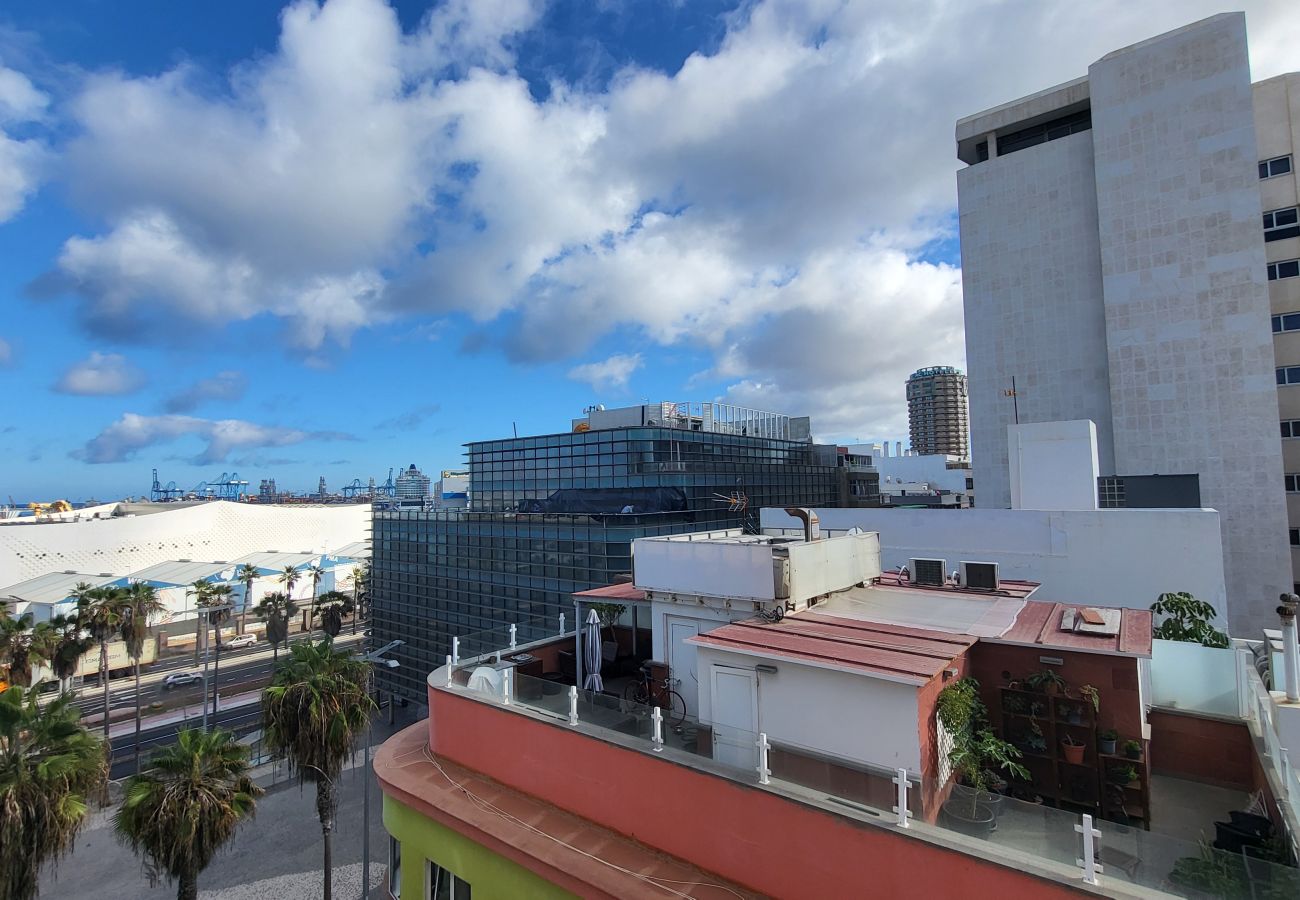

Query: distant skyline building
[[955, 13, 1291, 632], [370, 402, 843, 699], [905, 366, 969, 458], [394, 463, 431, 500]]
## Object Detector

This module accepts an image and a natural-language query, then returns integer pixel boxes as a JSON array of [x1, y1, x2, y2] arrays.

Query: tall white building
[[955, 13, 1291, 632]]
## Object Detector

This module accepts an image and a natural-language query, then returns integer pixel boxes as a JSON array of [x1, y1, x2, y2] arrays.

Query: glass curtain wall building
[[372, 414, 841, 699]]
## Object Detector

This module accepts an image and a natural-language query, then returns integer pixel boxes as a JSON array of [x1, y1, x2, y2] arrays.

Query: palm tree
[[313, 592, 348, 638], [306, 563, 326, 625], [0, 684, 107, 900], [235, 564, 260, 635], [48, 614, 94, 696], [80, 586, 130, 745], [0, 613, 54, 688], [187, 581, 212, 666], [278, 566, 300, 635], [263, 639, 372, 900], [116, 728, 263, 900], [121, 583, 166, 775], [254, 592, 297, 664], [199, 584, 234, 725], [350, 564, 367, 634]]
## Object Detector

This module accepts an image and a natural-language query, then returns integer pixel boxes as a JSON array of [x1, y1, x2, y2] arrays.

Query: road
[[65, 630, 367, 776], [42, 706, 424, 900], [69, 628, 366, 721]]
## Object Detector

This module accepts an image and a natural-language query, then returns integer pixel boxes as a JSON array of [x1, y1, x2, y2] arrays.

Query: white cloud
[[54, 351, 147, 396], [0, 63, 47, 221], [37, 0, 1300, 436], [568, 353, 644, 392], [75, 412, 349, 464], [164, 370, 247, 413]]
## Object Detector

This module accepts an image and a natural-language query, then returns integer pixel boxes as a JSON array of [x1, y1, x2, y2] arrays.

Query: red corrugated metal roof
[[873, 570, 1040, 599], [688, 611, 974, 684], [994, 602, 1153, 657], [574, 583, 647, 603]]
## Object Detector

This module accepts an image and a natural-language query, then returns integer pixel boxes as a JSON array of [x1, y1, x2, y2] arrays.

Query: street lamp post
[[357, 640, 402, 900]]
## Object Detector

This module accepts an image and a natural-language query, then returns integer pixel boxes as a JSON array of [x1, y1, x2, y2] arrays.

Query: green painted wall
[[383, 795, 576, 900]]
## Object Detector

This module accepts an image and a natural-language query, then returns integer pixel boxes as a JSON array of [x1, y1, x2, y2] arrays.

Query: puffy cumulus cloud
[[75, 412, 350, 464], [0, 63, 48, 221], [37, 0, 1300, 435], [568, 353, 644, 392], [54, 351, 147, 396], [164, 370, 247, 413], [717, 248, 965, 438]]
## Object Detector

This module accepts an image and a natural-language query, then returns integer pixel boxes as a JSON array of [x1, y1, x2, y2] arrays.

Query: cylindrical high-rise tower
[[906, 366, 969, 457]]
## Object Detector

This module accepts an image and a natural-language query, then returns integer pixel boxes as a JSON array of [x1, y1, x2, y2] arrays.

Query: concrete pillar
[[1280, 594, 1299, 703]]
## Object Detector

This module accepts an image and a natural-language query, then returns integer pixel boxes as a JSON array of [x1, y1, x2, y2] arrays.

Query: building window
[[428, 861, 471, 900], [1277, 366, 1300, 385], [995, 108, 1092, 158], [1287, 474, 1300, 493], [1097, 476, 1126, 509], [1270, 260, 1300, 281], [1291, 528, 1300, 547], [1260, 155, 1293, 179], [1282, 420, 1300, 439], [1273, 312, 1300, 333], [1264, 207, 1300, 243], [389, 838, 401, 898]]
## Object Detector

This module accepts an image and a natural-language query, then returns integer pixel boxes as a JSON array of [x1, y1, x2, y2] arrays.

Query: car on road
[[220, 633, 257, 650], [162, 671, 204, 689]]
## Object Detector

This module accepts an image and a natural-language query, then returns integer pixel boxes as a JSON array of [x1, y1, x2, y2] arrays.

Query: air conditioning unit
[[959, 561, 1000, 591], [910, 558, 947, 587]]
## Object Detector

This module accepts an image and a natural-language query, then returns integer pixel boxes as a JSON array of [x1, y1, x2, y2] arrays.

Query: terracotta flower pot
[[1061, 741, 1085, 765]]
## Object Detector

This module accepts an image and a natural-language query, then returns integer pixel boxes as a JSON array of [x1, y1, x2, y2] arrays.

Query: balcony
[[386, 610, 1300, 899]]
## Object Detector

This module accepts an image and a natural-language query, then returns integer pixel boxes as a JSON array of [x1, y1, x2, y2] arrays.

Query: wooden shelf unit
[[1098, 748, 1151, 829], [998, 687, 1101, 812]]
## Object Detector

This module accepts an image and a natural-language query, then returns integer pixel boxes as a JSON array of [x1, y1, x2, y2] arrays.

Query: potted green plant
[[1124, 739, 1142, 760], [1026, 669, 1067, 696], [1108, 763, 1138, 787], [1003, 693, 1027, 715], [1025, 722, 1047, 755], [1150, 592, 1230, 648], [943, 729, 1030, 836], [1079, 684, 1100, 714], [1099, 729, 1118, 755], [1060, 734, 1086, 765], [937, 677, 1029, 837]]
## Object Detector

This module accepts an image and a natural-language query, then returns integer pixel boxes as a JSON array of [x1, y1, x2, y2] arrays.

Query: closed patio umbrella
[[583, 608, 604, 693]]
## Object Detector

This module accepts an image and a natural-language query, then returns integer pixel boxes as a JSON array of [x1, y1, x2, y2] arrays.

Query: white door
[[710, 665, 759, 772], [666, 617, 700, 715]]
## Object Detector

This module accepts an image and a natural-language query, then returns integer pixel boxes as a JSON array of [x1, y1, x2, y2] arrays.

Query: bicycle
[[622, 664, 687, 728]]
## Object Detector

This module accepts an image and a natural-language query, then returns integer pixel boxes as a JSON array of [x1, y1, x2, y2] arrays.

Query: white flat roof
[[329, 540, 369, 559], [817, 586, 1026, 638], [125, 560, 235, 586], [229, 551, 321, 572], [0, 571, 117, 605]]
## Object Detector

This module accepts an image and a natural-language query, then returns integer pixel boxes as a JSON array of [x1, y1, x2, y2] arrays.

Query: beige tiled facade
[[1256, 73, 1300, 591], [957, 15, 1296, 633]]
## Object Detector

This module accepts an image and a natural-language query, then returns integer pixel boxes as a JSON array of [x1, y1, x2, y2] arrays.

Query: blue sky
[[0, 0, 1294, 501]]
